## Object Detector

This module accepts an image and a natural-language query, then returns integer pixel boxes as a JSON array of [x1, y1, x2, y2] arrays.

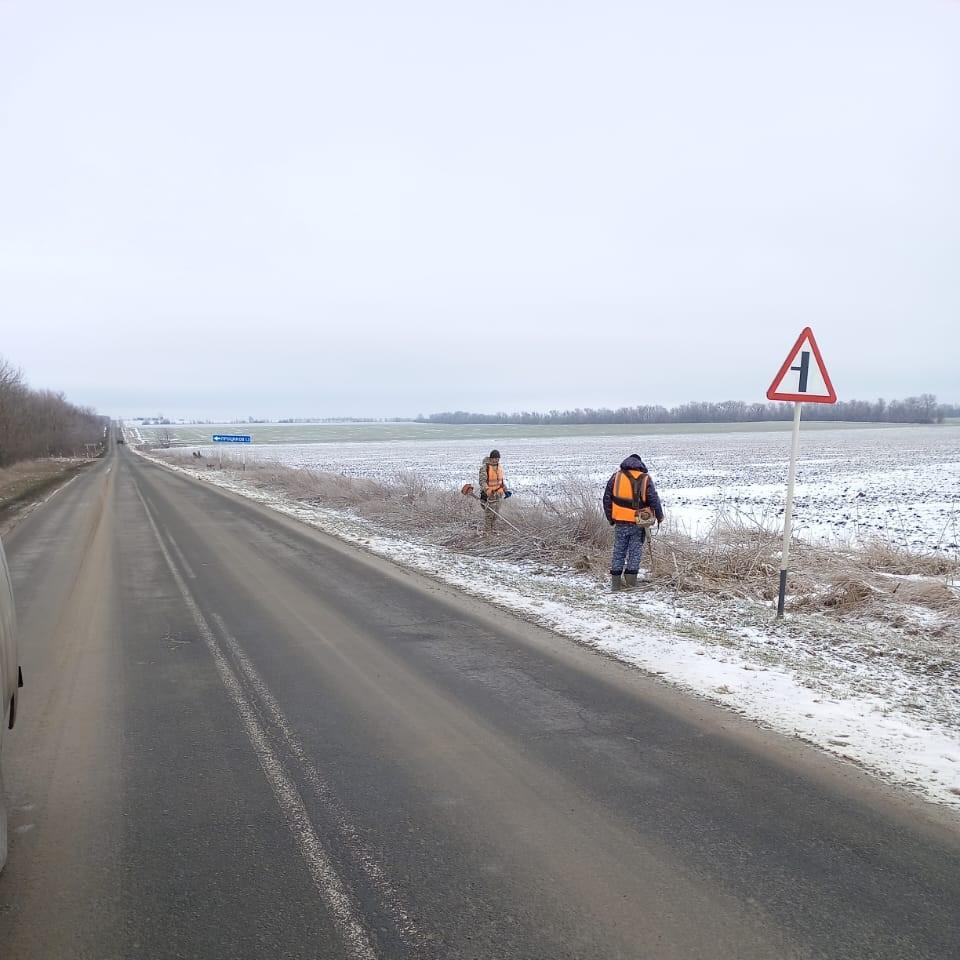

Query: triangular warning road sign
[[766, 327, 837, 404]]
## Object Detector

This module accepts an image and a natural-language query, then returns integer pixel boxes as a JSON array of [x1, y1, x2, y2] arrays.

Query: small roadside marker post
[[766, 327, 837, 618]]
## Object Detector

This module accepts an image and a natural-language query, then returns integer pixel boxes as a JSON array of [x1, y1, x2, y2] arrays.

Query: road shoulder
[[0, 459, 98, 537]]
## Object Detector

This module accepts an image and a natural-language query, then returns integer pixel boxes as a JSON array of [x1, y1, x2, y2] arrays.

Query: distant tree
[[420, 396, 949, 427]]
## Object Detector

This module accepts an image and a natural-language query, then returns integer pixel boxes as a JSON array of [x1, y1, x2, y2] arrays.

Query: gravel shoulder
[[0, 458, 95, 536]]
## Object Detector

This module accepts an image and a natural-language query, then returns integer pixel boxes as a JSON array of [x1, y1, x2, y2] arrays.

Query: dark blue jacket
[[603, 454, 664, 525]]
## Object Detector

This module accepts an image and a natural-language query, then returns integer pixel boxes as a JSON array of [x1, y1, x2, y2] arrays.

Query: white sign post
[[766, 327, 837, 618]]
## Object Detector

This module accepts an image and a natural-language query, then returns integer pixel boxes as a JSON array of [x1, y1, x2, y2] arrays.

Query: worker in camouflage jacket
[[479, 449, 511, 533], [603, 453, 664, 592]]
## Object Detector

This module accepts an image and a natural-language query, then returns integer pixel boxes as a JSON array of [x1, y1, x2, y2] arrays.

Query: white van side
[[0, 538, 20, 872]]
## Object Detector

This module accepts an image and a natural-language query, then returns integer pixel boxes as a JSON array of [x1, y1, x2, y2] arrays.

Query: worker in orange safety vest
[[602, 454, 664, 591], [479, 449, 511, 533]]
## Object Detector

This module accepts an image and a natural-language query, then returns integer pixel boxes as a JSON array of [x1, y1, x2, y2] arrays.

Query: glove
[[504, 490, 513, 498], [480, 490, 488, 502]]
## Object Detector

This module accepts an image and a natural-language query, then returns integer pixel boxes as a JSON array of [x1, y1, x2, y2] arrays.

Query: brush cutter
[[639, 508, 657, 574], [460, 483, 525, 535], [635, 507, 656, 528]]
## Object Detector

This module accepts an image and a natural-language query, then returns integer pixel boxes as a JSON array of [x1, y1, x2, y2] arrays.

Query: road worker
[[602, 453, 664, 591], [479, 449, 511, 533]]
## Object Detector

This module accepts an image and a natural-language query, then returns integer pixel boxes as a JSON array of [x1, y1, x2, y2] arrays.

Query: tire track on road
[[134, 482, 382, 960]]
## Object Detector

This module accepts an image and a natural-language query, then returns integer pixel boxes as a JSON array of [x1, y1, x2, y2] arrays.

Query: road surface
[[0, 446, 958, 958]]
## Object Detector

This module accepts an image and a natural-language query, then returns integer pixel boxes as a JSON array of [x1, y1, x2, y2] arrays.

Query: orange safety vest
[[485, 462, 505, 496], [610, 469, 649, 523]]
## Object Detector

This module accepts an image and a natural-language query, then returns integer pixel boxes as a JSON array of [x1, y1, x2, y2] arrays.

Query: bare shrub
[[651, 520, 787, 599]]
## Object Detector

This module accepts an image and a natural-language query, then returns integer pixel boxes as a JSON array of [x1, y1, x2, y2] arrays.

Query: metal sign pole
[[777, 401, 802, 618]]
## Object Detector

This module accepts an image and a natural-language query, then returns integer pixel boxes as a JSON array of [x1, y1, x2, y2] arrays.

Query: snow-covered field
[[140, 422, 960, 552], [137, 445, 960, 811]]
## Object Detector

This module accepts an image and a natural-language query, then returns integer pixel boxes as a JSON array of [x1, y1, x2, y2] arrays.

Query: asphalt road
[[0, 446, 958, 959]]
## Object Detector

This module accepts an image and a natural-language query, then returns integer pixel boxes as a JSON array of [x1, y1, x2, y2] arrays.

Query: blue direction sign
[[212, 434, 252, 443]]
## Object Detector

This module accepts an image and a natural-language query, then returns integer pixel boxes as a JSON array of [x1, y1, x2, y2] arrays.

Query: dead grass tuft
[[820, 577, 880, 610], [860, 539, 957, 577], [888, 579, 958, 610]]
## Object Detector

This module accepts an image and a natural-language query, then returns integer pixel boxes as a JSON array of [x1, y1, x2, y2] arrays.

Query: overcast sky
[[1, 1, 957, 419]]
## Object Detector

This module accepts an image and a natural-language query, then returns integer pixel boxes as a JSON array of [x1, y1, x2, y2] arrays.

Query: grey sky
[[2, 1, 957, 419]]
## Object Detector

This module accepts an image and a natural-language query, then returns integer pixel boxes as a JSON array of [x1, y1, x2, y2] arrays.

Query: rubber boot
[[623, 572, 639, 589], [610, 574, 623, 593]]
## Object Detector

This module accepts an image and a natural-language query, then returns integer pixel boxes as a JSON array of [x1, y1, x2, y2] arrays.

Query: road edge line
[[133, 482, 379, 960]]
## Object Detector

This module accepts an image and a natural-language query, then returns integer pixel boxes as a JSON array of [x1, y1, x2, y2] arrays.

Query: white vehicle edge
[[0, 537, 21, 872]]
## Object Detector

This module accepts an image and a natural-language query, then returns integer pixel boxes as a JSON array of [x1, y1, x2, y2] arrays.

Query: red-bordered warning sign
[[766, 327, 837, 403]]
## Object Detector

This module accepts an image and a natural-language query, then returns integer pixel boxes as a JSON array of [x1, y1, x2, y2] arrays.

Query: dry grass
[[160, 451, 960, 618], [0, 458, 84, 508], [860, 539, 957, 577]]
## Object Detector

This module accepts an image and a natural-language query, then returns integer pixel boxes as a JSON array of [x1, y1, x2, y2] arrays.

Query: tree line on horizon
[[0, 356, 107, 468], [417, 395, 955, 426]]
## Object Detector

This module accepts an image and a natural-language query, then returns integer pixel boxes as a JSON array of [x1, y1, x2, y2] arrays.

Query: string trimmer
[[637, 507, 657, 573], [460, 484, 526, 536]]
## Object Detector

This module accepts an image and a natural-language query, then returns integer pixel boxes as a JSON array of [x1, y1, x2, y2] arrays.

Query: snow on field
[[149, 423, 960, 553], [140, 448, 960, 811]]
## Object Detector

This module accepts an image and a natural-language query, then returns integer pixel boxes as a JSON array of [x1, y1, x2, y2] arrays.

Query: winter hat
[[489, 449, 501, 459]]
